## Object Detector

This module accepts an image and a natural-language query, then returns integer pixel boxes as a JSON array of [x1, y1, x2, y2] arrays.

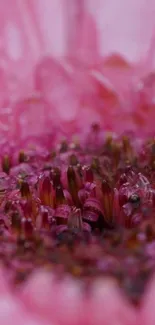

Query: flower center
[[1, 126, 155, 305]]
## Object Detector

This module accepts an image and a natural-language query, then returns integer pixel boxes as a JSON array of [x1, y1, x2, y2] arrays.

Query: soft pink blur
[[1, 0, 155, 64], [0, 0, 154, 144]]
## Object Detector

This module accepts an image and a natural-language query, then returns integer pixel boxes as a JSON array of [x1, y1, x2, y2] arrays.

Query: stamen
[[2, 155, 12, 174]]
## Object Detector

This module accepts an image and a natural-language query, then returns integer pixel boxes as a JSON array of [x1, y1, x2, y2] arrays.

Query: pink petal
[[90, 278, 137, 325], [21, 270, 55, 318], [35, 56, 79, 124], [21, 270, 87, 324], [13, 95, 52, 140], [140, 275, 155, 325], [0, 295, 26, 325]]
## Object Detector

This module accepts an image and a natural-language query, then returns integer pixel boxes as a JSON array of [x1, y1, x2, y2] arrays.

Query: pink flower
[[0, 1, 155, 325]]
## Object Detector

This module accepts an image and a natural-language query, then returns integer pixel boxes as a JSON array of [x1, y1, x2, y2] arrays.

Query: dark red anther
[[38, 175, 54, 207], [91, 157, 100, 173], [88, 123, 101, 150], [50, 167, 61, 188], [11, 212, 21, 235], [59, 139, 68, 153], [101, 179, 114, 225], [104, 134, 113, 153], [67, 166, 81, 207], [67, 165, 76, 182], [2, 155, 12, 174], [122, 136, 130, 151], [112, 142, 121, 167], [18, 150, 28, 163], [69, 154, 78, 166], [55, 185, 66, 206], [122, 136, 134, 161], [20, 181, 31, 200]]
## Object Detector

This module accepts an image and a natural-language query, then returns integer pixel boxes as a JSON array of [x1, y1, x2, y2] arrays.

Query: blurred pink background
[[1, 0, 155, 69], [0, 0, 155, 142]]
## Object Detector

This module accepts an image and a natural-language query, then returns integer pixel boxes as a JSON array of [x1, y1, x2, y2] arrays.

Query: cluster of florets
[[1, 125, 155, 303]]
